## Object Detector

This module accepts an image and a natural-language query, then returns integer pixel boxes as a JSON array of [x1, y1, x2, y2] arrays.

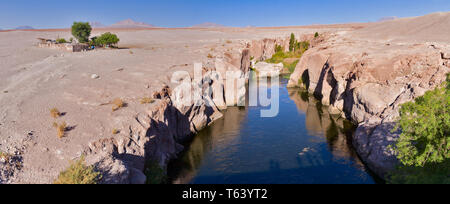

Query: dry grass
[[111, 98, 125, 112], [0, 152, 11, 163], [54, 122, 67, 139], [129, 50, 134, 54], [112, 129, 120, 135], [226, 40, 232, 44], [207, 53, 214, 59], [54, 156, 101, 184], [140, 97, 155, 104], [50, 108, 61, 118]]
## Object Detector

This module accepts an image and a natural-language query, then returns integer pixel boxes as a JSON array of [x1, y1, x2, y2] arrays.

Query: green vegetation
[[314, 32, 319, 38], [56, 38, 67, 44], [96, 32, 120, 47], [266, 34, 309, 75], [54, 156, 101, 184], [389, 73, 449, 184], [144, 160, 167, 184], [289, 33, 296, 52], [388, 160, 449, 184], [284, 59, 299, 73], [71, 22, 92, 43]]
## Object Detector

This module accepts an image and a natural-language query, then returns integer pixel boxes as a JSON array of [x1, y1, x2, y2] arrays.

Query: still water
[[168, 77, 378, 184]]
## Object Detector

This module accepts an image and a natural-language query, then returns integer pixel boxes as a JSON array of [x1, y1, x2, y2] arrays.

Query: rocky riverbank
[[81, 36, 307, 183], [288, 12, 450, 178]]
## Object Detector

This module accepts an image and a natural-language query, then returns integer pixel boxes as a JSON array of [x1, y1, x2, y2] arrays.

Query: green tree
[[71, 22, 92, 43], [289, 33, 296, 52], [393, 74, 450, 167], [96, 32, 120, 47], [314, 32, 319, 38], [274, 44, 283, 53]]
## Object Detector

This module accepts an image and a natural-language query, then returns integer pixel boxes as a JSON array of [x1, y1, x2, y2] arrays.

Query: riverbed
[[168, 77, 379, 184]]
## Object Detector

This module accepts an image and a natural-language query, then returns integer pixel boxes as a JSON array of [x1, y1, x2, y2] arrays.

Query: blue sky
[[0, 0, 449, 29]]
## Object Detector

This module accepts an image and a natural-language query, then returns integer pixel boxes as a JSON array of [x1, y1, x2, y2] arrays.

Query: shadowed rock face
[[288, 13, 450, 178]]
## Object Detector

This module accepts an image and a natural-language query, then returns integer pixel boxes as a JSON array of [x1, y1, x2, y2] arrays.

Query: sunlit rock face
[[288, 13, 450, 177]]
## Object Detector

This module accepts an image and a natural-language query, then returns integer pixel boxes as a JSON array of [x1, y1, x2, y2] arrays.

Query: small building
[[37, 38, 89, 52]]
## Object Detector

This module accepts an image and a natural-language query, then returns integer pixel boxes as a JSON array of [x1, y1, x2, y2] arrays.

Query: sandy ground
[[0, 25, 359, 183]]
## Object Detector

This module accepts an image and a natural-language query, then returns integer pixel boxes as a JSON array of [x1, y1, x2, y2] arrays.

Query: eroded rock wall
[[83, 37, 290, 184], [288, 33, 450, 177]]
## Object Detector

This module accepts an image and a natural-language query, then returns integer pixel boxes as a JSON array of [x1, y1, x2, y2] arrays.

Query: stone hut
[[37, 38, 89, 52]]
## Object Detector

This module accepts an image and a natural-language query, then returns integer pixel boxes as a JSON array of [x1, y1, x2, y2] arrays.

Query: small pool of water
[[168, 77, 379, 184]]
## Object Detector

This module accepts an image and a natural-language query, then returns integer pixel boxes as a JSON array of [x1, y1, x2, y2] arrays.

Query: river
[[168, 76, 380, 184]]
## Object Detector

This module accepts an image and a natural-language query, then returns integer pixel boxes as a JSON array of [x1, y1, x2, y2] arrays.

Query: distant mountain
[[378, 16, 398, 22], [89, 21, 106, 28], [15, 26, 35, 30], [191, 22, 226, 28], [109, 19, 156, 28]]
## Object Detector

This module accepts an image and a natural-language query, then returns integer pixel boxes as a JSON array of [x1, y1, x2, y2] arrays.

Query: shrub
[[207, 53, 214, 58], [54, 121, 67, 139], [274, 44, 283, 53], [71, 22, 92, 43], [314, 32, 319, 38], [96, 32, 120, 47], [89, 36, 99, 46], [140, 97, 155, 104], [392, 75, 449, 167], [388, 159, 450, 184], [50, 108, 61, 118], [54, 156, 101, 184], [0, 152, 10, 163], [112, 129, 120, 135], [112, 98, 125, 112], [56, 38, 67, 44], [388, 73, 449, 184]]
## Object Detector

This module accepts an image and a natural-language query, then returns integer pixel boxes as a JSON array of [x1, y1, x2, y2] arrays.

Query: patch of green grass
[[283, 59, 300, 73], [265, 42, 308, 65], [144, 160, 167, 184]]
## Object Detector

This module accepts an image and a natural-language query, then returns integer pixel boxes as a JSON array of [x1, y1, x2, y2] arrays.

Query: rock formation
[[253, 62, 284, 78], [288, 12, 450, 178], [82, 36, 291, 183]]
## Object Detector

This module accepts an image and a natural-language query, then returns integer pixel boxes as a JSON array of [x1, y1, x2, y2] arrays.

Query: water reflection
[[287, 88, 364, 166], [168, 78, 376, 184], [168, 106, 248, 184]]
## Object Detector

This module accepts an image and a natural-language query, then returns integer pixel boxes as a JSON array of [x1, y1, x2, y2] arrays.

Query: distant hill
[[89, 21, 106, 28], [377, 16, 398, 22], [109, 19, 156, 28], [191, 22, 226, 28], [15, 26, 35, 30]]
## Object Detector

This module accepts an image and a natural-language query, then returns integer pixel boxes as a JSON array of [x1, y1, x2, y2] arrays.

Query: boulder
[[253, 62, 284, 78]]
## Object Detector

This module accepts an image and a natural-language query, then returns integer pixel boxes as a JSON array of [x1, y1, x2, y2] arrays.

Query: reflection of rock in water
[[169, 106, 248, 184], [287, 87, 364, 166]]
